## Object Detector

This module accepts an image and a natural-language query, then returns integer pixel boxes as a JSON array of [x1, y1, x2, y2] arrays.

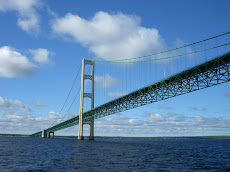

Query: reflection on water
[[0, 136, 230, 171]]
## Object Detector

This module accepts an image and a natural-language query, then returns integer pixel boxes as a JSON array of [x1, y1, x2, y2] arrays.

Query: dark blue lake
[[0, 136, 230, 171]]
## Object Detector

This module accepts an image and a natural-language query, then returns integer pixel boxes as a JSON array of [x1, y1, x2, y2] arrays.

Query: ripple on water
[[0, 137, 230, 171]]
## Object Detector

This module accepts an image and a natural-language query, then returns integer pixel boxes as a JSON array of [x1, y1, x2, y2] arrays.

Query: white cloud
[[0, 96, 31, 112], [0, 0, 41, 33], [0, 112, 57, 134], [48, 111, 60, 119], [0, 46, 53, 78], [147, 112, 185, 122], [29, 48, 51, 64], [95, 74, 118, 88], [107, 91, 126, 98], [52, 11, 166, 61], [190, 107, 207, 111], [0, 46, 35, 78], [222, 90, 230, 97], [32, 101, 47, 107], [148, 113, 165, 122], [1, 106, 229, 136], [157, 104, 172, 110], [92, 112, 230, 137], [194, 116, 204, 123]]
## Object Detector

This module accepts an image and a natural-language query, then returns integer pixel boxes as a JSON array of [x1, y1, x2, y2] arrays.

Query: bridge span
[[30, 51, 230, 138]]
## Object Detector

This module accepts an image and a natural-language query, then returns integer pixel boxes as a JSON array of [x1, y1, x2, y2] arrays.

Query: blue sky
[[0, 0, 230, 137]]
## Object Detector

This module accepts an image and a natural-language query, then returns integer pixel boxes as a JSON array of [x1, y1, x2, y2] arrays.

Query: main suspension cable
[[59, 66, 92, 122], [96, 42, 230, 64], [95, 31, 230, 63], [51, 64, 82, 126]]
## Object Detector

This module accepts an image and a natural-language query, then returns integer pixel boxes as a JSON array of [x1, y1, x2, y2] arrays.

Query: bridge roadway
[[31, 51, 230, 137]]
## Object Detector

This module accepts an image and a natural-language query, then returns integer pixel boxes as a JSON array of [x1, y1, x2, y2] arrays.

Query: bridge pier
[[42, 130, 47, 138], [78, 59, 94, 140], [89, 119, 94, 140], [48, 132, 54, 138], [42, 130, 54, 138]]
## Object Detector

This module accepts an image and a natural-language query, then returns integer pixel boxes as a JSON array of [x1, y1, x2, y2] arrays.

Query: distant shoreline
[[0, 134, 230, 139], [0, 134, 29, 137]]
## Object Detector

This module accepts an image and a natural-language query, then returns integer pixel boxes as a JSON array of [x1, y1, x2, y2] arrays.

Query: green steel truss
[[30, 51, 230, 137]]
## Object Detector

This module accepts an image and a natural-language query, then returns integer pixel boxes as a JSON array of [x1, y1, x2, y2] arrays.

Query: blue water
[[0, 137, 230, 172]]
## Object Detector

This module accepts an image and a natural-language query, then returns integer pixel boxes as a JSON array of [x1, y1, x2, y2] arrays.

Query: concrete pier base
[[78, 136, 84, 140], [48, 132, 54, 138], [89, 136, 94, 140], [42, 130, 47, 138], [89, 119, 94, 140]]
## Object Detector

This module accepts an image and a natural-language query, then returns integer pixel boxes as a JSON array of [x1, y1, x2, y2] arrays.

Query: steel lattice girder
[[30, 51, 230, 137]]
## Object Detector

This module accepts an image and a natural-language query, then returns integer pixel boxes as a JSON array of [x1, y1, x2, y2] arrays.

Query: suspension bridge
[[30, 31, 230, 139]]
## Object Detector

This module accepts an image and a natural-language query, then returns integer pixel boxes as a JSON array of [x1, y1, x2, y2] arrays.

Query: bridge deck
[[31, 51, 230, 137]]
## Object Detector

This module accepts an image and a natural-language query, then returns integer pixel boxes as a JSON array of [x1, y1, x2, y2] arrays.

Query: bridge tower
[[78, 59, 94, 140]]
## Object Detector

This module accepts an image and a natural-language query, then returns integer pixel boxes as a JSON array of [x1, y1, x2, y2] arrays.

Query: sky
[[0, 0, 230, 137]]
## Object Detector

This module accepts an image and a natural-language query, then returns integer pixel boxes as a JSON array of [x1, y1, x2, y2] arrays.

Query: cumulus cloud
[[92, 112, 230, 137], [0, 112, 59, 134], [0, 46, 35, 78], [1, 106, 229, 136], [222, 90, 230, 97], [48, 111, 60, 119], [157, 104, 172, 110], [0, 0, 41, 33], [29, 48, 51, 64], [107, 91, 126, 98], [147, 112, 185, 122], [190, 107, 207, 111], [52, 11, 166, 61], [32, 101, 47, 107], [148, 113, 165, 122], [0, 100, 68, 134], [0, 96, 31, 112], [95, 74, 118, 88], [0, 46, 53, 78]]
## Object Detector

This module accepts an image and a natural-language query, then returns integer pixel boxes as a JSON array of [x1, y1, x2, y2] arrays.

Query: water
[[0, 137, 230, 172]]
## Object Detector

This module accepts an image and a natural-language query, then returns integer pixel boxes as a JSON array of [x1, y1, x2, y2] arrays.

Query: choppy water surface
[[0, 137, 230, 172]]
